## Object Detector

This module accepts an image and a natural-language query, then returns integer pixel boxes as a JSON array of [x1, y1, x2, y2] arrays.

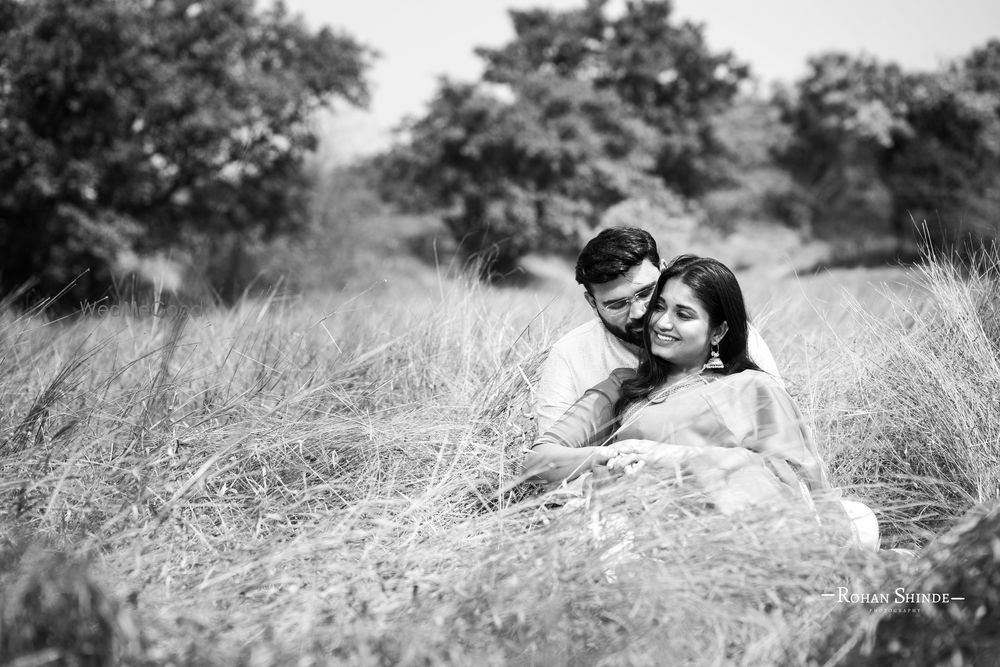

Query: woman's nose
[[654, 312, 673, 330]]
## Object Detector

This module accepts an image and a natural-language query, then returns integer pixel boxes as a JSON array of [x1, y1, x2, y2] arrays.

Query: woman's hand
[[606, 440, 763, 483], [606, 439, 795, 512], [606, 439, 675, 475]]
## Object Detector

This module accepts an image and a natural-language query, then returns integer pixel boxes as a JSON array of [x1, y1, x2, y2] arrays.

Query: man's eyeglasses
[[599, 283, 656, 315]]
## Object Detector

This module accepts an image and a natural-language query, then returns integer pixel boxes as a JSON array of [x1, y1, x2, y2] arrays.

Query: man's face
[[585, 260, 661, 346]]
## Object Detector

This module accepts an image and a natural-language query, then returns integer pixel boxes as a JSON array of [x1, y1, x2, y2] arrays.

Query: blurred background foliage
[[0, 0, 372, 304], [1, 0, 999, 301], [373, 0, 749, 275], [376, 0, 1000, 276], [777, 43, 1000, 249]]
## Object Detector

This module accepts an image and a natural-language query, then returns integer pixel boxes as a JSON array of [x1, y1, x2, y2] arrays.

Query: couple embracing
[[524, 228, 878, 549]]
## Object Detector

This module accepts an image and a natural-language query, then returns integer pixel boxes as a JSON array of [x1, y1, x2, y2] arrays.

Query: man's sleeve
[[531, 371, 625, 451], [747, 324, 784, 388], [534, 345, 583, 433]]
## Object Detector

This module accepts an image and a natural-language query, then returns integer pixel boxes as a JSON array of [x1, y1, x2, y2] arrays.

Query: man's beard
[[599, 312, 645, 348]]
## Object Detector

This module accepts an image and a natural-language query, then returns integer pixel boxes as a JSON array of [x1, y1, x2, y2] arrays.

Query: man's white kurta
[[534, 318, 782, 432]]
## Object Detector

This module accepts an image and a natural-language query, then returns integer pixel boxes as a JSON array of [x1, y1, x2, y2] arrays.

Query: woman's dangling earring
[[704, 341, 724, 371]]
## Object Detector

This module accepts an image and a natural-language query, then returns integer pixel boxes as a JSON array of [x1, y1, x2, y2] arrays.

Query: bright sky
[[282, 0, 1000, 161]]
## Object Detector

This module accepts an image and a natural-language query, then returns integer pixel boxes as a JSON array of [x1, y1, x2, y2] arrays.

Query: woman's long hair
[[617, 255, 761, 410]]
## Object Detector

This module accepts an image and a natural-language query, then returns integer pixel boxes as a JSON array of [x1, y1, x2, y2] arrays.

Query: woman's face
[[647, 277, 725, 373]]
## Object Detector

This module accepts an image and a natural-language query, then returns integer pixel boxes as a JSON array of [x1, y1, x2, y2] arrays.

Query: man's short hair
[[574, 227, 660, 291]]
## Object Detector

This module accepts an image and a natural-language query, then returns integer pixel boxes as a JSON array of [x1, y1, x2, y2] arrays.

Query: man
[[534, 227, 782, 432]]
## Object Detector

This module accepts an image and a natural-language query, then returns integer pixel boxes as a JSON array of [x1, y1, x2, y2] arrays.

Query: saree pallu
[[534, 369, 840, 514]]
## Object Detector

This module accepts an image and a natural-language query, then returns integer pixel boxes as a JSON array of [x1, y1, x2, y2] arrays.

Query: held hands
[[603, 439, 667, 477], [601, 439, 753, 480], [597, 439, 791, 512], [606, 440, 759, 472], [606, 455, 646, 476]]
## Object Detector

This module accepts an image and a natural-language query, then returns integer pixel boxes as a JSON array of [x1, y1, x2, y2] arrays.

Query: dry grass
[[1, 244, 998, 665], [799, 248, 1000, 548]]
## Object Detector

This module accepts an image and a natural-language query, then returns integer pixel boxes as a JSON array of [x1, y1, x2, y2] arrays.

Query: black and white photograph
[[2, 1, 999, 664]]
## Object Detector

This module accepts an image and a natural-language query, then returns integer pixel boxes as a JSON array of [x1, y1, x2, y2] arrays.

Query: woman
[[525, 256, 876, 544]]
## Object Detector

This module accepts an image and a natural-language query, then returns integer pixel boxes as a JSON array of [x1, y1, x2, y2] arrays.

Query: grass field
[[2, 233, 999, 665]]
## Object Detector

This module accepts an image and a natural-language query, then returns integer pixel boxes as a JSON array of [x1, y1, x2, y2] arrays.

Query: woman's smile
[[647, 278, 721, 373]]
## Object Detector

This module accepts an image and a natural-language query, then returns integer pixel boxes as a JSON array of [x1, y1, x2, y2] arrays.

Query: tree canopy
[[778, 42, 1000, 246], [0, 0, 373, 302], [377, 0, 747, 274]]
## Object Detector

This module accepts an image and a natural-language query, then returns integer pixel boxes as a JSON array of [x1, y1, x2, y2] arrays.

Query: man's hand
[[605, 440, 760, 484], [604, 439, 794, 512], [606, 439, 670, 475]]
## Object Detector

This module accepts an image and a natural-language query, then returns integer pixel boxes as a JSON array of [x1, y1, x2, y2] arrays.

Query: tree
[[381, 75, 666, 273], [379, 0, 747, 275], [775, 53, 912, 235], [778, 46, 1000, 247], [887, 42, 1000, 245], [0, 0, 373, 303], [478, 0, 746, 196]]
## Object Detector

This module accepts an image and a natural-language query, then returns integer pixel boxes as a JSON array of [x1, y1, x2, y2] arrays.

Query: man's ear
[[712, 321, 729, 345], [659, 258, 668, 271], [584, 290, 597, 314]]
